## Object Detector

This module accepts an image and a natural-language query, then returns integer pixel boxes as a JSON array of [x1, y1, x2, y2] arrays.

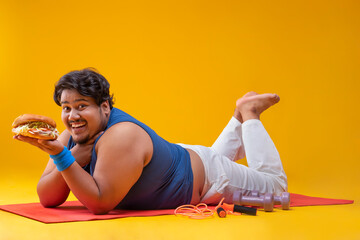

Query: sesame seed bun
[[12, 114, 57, 128]]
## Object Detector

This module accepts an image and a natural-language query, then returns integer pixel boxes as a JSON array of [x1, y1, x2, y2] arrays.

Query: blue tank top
[[67, 108, 193, 209]]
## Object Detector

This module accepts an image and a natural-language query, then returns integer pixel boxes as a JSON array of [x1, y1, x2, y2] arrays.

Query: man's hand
[[70, 131, 104, 167], [14, 135, 64, 155], [13, 131, 103, 163]]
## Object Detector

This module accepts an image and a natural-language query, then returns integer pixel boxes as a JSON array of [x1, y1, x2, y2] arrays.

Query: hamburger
[[12, 114, 59, 140]]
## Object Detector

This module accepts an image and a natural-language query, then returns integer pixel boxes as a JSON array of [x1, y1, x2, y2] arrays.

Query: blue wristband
[[50, 147, 76, 171]]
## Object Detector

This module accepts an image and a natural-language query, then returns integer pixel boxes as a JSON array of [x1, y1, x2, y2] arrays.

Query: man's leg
[[235, 92, 287, 191], [210, 91, 276, 162], [241, 119, 287, 191], [203, 92, 287, 203], [210, 116, 245, 161]]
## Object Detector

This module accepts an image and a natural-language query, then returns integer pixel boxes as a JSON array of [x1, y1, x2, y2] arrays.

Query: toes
[[272, 94, 280, 103]]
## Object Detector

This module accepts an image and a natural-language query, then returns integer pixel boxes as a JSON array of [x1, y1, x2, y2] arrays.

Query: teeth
[[71, 122, 86, 128]]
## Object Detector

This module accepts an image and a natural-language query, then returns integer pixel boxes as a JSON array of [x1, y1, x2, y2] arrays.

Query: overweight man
[[14, 68, 287, 214]]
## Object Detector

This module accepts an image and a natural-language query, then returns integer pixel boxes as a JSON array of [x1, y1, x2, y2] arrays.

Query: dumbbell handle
[[237, 195, 267, 207], [274, 196, 282, 205], [250, 191, 290, 209]]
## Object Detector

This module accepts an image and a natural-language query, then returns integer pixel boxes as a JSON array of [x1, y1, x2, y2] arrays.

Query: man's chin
[[73, 136, 90, 145]]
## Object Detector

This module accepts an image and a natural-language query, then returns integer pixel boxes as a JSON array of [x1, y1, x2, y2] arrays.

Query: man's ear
[[101, 101, 111, 117]]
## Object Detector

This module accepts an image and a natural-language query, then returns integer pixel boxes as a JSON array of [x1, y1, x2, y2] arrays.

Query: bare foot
[[235, 92, 280, 122], [233, 91, 257, 122]]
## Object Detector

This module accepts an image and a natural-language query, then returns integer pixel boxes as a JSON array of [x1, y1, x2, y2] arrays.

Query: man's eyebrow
[[60, 99, 90, 104]]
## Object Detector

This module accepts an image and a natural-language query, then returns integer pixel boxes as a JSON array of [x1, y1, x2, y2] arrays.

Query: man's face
[[60, 89, 109, 144]]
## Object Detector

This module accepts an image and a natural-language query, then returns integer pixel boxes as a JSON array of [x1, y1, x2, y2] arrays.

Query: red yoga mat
[[0, 193, 354, 223]]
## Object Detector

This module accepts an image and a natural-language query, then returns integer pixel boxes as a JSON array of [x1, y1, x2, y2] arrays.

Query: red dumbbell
[[233, 191, 274, 212]]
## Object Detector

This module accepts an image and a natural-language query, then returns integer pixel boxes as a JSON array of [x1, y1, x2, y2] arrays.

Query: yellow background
[[1, 0, 359, 239]]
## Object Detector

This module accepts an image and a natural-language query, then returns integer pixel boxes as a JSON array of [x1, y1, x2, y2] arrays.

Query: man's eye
[[63, 106, 70, 111], [79, 104, 86, 109]]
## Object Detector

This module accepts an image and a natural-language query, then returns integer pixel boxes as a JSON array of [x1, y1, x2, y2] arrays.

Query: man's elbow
[[89, 207, 111, 215], [88, 204, 113, 215], [39, 198, 66, 208], [92, 210, 110, 215]]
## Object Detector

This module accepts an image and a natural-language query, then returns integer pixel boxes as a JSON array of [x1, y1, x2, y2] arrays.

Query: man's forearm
[[37, 169, 70, 207], [60, 162, 114, 215]]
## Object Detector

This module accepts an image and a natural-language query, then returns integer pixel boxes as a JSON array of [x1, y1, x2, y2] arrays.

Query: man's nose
[[68, 109, 80, 121]]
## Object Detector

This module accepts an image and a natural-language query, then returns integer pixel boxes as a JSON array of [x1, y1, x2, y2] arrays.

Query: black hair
[[54, 68, 114, 109]]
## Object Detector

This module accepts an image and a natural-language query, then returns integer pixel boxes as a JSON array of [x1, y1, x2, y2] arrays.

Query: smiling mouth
[[71, 122, 86, 128], [70, 121, 87, 133]]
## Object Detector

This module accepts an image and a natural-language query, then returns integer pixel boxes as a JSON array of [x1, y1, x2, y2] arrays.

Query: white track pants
[[177, 117, 287, 204]]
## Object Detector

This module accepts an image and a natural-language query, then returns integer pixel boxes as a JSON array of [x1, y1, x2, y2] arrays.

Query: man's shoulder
[[96, 121, 153, 161], [100, 122, 150, 146], [108, 121, 145, 134]]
